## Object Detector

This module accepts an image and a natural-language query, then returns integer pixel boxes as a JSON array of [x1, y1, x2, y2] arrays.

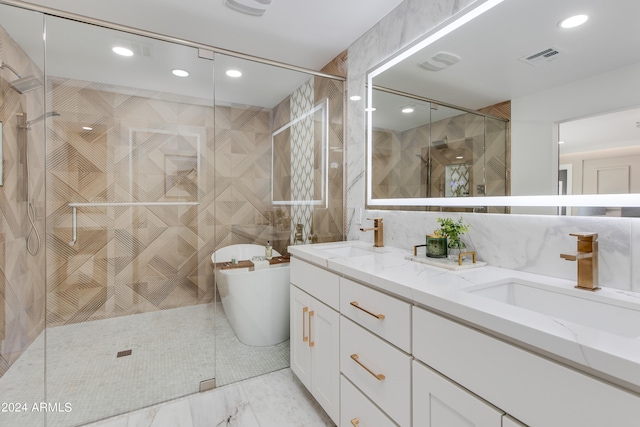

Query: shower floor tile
[[0, 302, 289, 427]]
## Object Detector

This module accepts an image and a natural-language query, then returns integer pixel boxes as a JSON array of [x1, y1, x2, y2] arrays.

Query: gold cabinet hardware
[[302, 307, 309, 342], [309, 310, 315, 347], [351, 418, 359, 426], [350, 301, 385, 320], [350, 354, 385, 380]]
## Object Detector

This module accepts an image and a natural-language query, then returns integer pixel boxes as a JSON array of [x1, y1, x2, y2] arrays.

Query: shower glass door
[[212, 52, 344, 386], [0, 4, 46, 427], [43, 16, 215, 426]]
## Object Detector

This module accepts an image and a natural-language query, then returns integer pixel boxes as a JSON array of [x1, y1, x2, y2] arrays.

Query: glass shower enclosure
[[0, 2, 344, 426]]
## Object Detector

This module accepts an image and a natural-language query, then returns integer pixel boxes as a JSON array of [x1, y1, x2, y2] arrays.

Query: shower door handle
[[302, 307, 309, 342], [308, 310, 315, 347]]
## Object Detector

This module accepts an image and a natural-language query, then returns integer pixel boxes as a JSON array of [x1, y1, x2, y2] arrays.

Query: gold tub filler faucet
[[560, 232, 600, 291], [360, 218, 384, 247]]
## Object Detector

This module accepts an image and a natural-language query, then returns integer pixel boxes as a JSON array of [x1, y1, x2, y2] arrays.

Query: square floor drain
[[117, 349, 132, 358]]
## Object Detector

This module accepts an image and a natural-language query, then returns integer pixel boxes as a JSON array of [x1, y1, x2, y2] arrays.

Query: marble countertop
[[287, 241, 640, 394]]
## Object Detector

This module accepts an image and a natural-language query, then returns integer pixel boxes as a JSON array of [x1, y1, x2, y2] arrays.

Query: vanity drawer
[[340, 277, 411, 353], [340, 317, 411, 427], [341, 375, 398, 427], [290, 258, 339, 310]]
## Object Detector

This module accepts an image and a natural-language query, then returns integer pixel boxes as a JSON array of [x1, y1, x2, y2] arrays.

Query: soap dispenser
[[265, 240, 273, 260]]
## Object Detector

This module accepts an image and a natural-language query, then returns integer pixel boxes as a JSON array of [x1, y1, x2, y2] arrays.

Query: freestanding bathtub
[[211, 244, 290, 346]]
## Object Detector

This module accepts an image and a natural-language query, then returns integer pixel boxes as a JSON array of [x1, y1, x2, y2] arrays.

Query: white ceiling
[[1, 0, 403, 108], [20, 0, 405, 71]]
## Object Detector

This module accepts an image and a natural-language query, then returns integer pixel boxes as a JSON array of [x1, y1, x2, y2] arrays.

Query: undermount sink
[[318, 244, 374, 258], [465, 279, 640, 338]]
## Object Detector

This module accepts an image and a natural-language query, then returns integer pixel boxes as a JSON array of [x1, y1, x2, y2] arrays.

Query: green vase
[[426, 236, 448, 258]]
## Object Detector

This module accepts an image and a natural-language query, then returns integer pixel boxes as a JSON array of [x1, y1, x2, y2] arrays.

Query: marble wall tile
[[364, 209, 635, 291]]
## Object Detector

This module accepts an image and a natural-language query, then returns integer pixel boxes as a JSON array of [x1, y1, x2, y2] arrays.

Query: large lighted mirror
[[367, 0, 640, 214]]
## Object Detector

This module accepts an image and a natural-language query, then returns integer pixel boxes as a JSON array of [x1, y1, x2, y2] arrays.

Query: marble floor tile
[[86, 369, 334, 427]]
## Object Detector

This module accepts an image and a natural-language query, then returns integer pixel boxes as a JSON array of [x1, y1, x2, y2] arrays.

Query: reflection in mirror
[[370, 87, 507, 212], [559, 106, 640, 217], [366, 0, 640, 213]]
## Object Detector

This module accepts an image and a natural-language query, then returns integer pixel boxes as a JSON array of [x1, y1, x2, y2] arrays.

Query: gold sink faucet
[[560, 232, 600, 291], [360, 218, 384, 247]]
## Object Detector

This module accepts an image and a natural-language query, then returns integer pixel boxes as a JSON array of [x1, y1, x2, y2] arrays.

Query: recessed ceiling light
[[558, 140, 565, 144], [112, 46, 134, 57], [402, 107, 414, 114], [559, 14, 588, 29], [365, 107, 376, 112], [82, 126, 93, 131], [350, 95, 362, 101], [456, 155, 464, 159], [226, 69, 242, 78], [172, 69, 189, 77]]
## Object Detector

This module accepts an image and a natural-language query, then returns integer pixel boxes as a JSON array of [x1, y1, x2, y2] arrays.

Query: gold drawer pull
[[309, 310, 315, 347], [350, 301, 385, 320], [302, 307, 309, 342], [351, 418, 359, 426], [350, 354, 385, 380]]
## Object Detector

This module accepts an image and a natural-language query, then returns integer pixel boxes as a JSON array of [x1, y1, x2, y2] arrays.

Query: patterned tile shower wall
[[290, 79, 314, 244], [271, 74, 344, 249], [0, 23, 46, 377], [46, 79, 215, 327], [213, 104, 275, 252]]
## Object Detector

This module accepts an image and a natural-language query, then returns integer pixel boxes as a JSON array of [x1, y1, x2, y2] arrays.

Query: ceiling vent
[[224, 0, 273, 16], [519, 46, 563, 66], [419, 52, 461, 71]]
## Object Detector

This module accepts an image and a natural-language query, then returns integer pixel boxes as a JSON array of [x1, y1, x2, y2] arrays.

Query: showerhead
[[1, 60, 43, 94], [9, 76, 43, 94]]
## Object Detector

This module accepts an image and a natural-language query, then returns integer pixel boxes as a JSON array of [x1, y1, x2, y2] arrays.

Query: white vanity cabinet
[[340, 375, 397, 427], [339, 277, 412, 426], [413, 360, 503, 427], [290, 259, 340, 424], [413, 306, 640, 427]]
